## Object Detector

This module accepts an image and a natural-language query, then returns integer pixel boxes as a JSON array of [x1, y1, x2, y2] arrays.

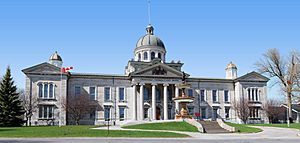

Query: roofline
[[188, 77, 234, 83], [280, 104, 299, 113], [70, 72, 128, 79], [22, 62, 61, 74]]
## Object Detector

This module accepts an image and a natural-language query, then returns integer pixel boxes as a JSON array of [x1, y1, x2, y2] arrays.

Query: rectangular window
[[224, 90, 229, 102], [75, 86, 81, 96], [43, 106, 48, 118], [44, 83, 48, 98], [212, 90, 218, 102], [200, 90, 205, 101], [188, 89, 193, 97], [39, 106, 54, 119], [89, 87, 96, 100], [119, 107, 125, 121], [38, 106, 43, 118], [225, 108, 230, 119], [104, 87, 111, 101], [104, 106, 110, 121], [48, 106, 53, 118], [119, 87, 125, 101]]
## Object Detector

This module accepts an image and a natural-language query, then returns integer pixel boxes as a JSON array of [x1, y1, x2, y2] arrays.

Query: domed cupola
[[134, 25, 166, 62], [49, 51, 63, 67]]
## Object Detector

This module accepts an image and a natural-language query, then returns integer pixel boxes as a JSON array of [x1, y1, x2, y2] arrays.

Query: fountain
[[173, 72, 195, 119]]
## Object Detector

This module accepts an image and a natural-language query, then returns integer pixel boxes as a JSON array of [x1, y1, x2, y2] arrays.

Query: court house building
[[22, 25, 269, 125]]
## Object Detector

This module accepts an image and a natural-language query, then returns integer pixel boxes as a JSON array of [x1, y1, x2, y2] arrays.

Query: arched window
[[38, 84, 43, 98], [138, 53, 141, 61], [49, 84, 54, 98], [38, 83, 55, 99], [151, 52, 155, 60], [143, 52, 148, 60], [44, 83, 48, 98], [158, 53, 162, 59]]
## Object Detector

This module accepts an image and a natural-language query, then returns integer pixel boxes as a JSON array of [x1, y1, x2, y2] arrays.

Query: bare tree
[[62, 95, 97, 125], [256, 48, 300, 121], [263, 99, 285, 123], [233, 97, 250, 124], [19, 89, 38, 126]]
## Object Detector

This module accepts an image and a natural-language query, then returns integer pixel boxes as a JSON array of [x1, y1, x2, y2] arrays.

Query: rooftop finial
[[146, 25, 154, 35]]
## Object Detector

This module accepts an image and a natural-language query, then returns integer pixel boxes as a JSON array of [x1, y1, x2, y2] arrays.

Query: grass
[[122, 121, 199, 132], [225, 122, 262, 133], [253, 123, 300, 130], [0, 125, 189, 138]]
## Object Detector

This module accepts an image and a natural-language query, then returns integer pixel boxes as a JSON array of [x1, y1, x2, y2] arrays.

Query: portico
[[131, 80, 181, 121]]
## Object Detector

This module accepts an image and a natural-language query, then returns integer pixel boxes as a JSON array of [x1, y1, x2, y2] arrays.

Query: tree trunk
[[29, 116, 32, 126], [287, 91, 292, 119], [25, 117, 28, 126]]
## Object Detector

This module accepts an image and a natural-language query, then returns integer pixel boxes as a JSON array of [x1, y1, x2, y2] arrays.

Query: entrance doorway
[[212, 108, 218, 121], [156, 107, 161, 120]]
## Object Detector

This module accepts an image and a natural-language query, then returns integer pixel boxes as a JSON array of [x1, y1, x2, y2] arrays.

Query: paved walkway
[[94, 125, 300, 139]]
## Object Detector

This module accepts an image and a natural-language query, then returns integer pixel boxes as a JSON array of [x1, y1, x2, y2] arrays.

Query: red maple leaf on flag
[[61, 67, 73, 73]]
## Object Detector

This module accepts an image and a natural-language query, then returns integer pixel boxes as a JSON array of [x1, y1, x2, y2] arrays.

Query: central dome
[[136, 25, 165, 49], [134, 25, 166, 62]]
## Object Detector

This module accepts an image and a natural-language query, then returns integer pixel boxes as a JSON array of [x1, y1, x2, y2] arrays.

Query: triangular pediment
[[131, 62, 185, 78], [22, 62, 61, 75], [236, 71, 269, 82]]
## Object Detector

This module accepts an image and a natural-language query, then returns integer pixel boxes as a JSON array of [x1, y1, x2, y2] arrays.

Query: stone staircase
[[199, 121, 230, 134]]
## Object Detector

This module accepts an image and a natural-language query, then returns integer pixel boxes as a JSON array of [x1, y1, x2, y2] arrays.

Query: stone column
[[175, 85, 179, 112], [152, 84, 156, 120], [132, 84, 137, 120], [139, 83, 145, 120], [163, 84, 169, 120]]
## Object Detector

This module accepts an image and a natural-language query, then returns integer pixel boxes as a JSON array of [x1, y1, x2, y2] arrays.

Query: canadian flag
[[61, 66, 73, 73]]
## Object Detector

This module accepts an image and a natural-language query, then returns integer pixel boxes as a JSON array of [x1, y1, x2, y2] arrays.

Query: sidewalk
[[94, 125, 300, 139]]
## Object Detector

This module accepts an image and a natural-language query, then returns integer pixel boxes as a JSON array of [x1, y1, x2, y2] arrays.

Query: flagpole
[[59, 68, 63, 127]]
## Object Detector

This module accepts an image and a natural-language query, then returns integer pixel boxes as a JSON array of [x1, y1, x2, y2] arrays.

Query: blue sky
[[0, 0, 299, 100]]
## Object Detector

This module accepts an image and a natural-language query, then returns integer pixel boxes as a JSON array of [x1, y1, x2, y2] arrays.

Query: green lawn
[[122, 121, 199, 132], [0, 126, 189, 138], [253, 123, 300, 130], [225, 122, 262, 133]]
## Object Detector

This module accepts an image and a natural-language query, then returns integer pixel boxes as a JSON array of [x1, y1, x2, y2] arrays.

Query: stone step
[[199, 121, 230, 134]]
